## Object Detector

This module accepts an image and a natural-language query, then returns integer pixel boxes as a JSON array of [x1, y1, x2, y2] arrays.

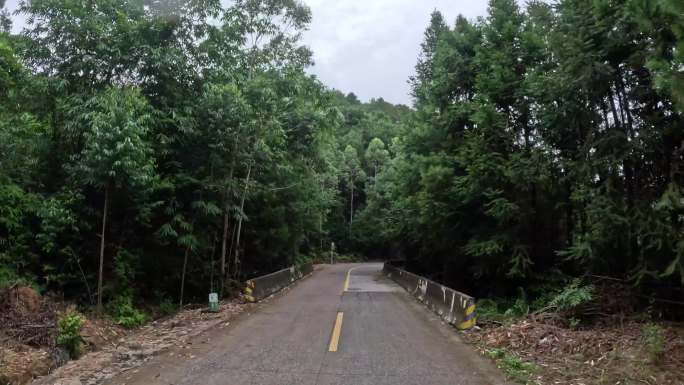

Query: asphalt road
[[103, 263, 509, 385]]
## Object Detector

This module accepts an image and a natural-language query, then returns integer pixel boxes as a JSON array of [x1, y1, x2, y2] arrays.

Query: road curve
[[102, 263, 509, 385]]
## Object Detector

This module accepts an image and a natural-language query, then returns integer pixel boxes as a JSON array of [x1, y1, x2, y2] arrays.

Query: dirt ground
[[463, 319, 684, 385], [0, 286, 248, 385]]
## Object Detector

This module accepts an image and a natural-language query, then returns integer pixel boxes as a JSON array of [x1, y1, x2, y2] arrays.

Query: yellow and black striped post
[[244, 280, 256, 303], [457, 298, 477, 330]]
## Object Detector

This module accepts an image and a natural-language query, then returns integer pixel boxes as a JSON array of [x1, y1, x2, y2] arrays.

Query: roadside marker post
[[209, 292, 219, 312]]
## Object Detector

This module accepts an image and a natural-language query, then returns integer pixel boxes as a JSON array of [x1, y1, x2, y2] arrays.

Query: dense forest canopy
[[1, 0, 683, 315], [373, 0, 684, 303]]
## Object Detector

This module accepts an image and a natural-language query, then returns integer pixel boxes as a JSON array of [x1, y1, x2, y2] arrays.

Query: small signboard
[[209, 292, 219, 312]]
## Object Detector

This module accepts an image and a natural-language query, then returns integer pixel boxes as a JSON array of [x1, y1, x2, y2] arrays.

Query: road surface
[[103, 263, 509, 385]]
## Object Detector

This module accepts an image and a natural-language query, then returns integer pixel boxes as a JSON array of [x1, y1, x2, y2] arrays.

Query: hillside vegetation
[[1, 1, 684, 383]]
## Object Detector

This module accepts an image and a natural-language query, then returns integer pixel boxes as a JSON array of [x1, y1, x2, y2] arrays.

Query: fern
[[548, 279, 594, 312]]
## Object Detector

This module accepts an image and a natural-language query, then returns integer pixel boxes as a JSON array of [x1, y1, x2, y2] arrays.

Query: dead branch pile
[[0, 286, 59, 348]]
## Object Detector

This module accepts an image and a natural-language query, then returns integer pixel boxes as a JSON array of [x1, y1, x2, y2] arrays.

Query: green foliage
[[346, 0, 684, 301], [1, 0, 683, 322], [334, 254, 365, 263], [0, 266, 35, 289], [67, 87, 155, 191], [504, 298, 530, 319], [476, 297, 532, 323], [0, 0, 349, 307], [56, 311, 85, 358], [485, 348, 537, 384], [477, 298, 514, 323], [109, 296, 148, 328], [548, 280, 594, 313], [642, 323, 666, 364], [158, 298, 177, 316]]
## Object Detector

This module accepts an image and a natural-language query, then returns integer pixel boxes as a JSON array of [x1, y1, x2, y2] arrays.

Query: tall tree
[[342, 145, 365, 239], [67, 88, 155, 313], [410, 10, 448, 106]]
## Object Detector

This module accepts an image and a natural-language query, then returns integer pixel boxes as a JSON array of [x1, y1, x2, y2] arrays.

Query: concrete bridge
[[102, 263, 509, 385]]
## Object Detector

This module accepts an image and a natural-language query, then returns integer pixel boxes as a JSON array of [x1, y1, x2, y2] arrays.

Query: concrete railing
[[383, 263, 477, 330], [243, 262, 313, 302]]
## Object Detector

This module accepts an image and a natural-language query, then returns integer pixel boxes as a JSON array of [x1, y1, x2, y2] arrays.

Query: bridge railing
[[383, 262, 477, 330], [243, 262, 314, 302]]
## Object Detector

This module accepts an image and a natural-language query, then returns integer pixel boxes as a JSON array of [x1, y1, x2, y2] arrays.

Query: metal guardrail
[[243, 263, 313, 302], [383, 262, 477, 330]]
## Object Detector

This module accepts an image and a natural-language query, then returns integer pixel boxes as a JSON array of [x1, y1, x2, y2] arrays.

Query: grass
[[485, 348, 538, 384]]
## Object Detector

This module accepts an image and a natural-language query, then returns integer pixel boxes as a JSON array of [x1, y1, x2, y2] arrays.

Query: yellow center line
[[328, 266, 360, 353], [343, 266, 360, 292], [328, 312, 344, 352]]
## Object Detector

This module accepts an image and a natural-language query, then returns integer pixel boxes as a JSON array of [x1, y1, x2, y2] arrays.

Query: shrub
[[505, 297, 530, 318], [548, 279, 594, 312], [642, 323, 665, 364], [110, 296, 148, 328], [478, 298, 529, 323], [0, 264, 36, 289], [56, 311, 85, 358], [158, 297, 176, 316], [477, 298, 505, 321], [335, 253, 364, 263], [294, 254, 314, 266]]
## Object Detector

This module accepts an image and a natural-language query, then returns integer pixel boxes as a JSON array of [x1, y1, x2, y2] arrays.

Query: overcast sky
[[301, 1, 489, 106], [4, 0, 491, 106]]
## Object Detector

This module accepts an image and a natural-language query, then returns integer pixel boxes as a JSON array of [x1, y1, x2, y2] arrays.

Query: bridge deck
[[102, 263, 508, 385]]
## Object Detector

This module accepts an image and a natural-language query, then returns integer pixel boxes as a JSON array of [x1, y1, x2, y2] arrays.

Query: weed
[[569, 317, 581, 329], [642, 323, 665, 364], [505, 297, 530, 318], [158, 297, 176, 316], [109, 296, 148, 328], [477, 298, 529, 323], [485, 348, 537, 384], [477, 299, 505, 321], [56, 311, 85, 358]]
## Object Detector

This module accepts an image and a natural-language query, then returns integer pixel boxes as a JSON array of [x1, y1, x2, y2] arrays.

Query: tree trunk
[[220, 209, 230, 295], [220, 149, 236, 296], [233, 165, 252, 279], [210, 231, 217, 293], [227, 222, 237, 278], [97, 183, 110, 314], [349, 176, 354, 239], [179, 244, 191, 308], [608, 91, 622, 129]]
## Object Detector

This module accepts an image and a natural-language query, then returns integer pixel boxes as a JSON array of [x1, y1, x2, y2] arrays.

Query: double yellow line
[[328, 265, 359, 352]]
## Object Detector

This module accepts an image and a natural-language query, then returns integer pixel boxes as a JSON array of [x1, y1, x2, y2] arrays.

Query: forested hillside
[[2, 0, 684, 318]]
